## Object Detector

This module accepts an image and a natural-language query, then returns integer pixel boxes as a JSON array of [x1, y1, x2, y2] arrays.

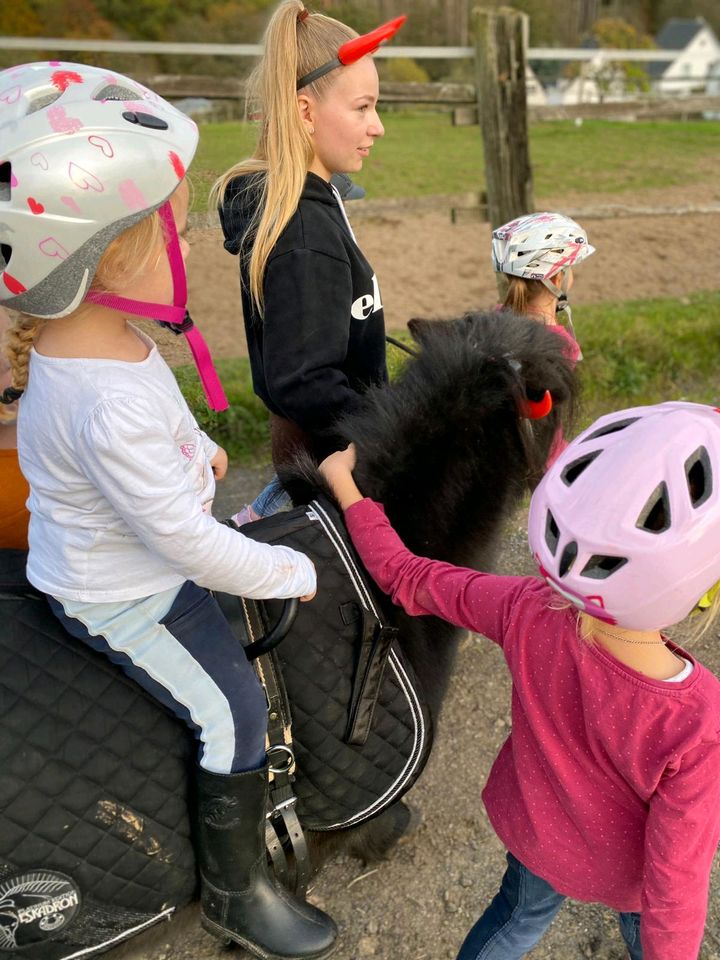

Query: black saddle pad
[[0, 550, 196, 959], [237, 496, 433, 831]]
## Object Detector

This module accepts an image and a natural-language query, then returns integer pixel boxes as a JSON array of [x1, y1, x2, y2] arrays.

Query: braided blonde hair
[[0, 207, 165, 404], [1, 312, 46, 402]]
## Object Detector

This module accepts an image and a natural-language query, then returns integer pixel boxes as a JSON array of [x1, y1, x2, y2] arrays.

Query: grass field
[[178, 289, 720, 464], [190, 115, 720, 211]]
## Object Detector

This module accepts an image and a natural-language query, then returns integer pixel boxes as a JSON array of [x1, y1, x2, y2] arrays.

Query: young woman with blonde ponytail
[[214, 1, 406, 521]]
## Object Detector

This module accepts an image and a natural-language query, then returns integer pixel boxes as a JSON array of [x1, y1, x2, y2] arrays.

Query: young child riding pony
[[492, 210, 594, 354], [320, 401, 720, 960], [0, 62, 336, 960]]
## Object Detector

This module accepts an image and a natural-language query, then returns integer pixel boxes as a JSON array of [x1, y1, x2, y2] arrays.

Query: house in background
[[557, 52, 629, 104], [649, 18, 720, 95], [555, 33, 633, 105], [525, 64, 548, 106]]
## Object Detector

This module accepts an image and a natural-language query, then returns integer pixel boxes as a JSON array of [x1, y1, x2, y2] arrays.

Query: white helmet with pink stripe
[[528, 401, 720, 630], [492, 212, 595, 281]]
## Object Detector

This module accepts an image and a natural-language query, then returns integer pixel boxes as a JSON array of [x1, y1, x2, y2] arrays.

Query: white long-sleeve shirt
[[18, 330, 315, 603]]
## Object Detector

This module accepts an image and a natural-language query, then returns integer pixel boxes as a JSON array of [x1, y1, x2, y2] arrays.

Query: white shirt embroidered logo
[[351, 273, 383, 320]]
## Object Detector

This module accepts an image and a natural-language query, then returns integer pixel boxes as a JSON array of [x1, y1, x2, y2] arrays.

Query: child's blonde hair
[[571, 590, 720, 646], [503, 277, 548, 315], [210, 0, 357, 314], [0, 307, 20, 423], [692, 580, 720, 641], [1, 210, 164, 397]]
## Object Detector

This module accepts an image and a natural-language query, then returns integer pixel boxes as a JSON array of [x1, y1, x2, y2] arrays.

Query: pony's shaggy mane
[[282, 310, 578, 569]]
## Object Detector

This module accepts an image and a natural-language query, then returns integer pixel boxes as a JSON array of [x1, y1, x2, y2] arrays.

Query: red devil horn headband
[[297, 15, 407, 90]]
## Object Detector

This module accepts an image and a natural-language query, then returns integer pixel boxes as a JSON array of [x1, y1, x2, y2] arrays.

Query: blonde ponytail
[[211, 0, 357, 314], [503, 277, 545, 314], [692, 579, 720, 641]]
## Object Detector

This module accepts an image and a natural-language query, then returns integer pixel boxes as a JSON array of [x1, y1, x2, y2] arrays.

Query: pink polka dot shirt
[[345, 498, 720, 960]]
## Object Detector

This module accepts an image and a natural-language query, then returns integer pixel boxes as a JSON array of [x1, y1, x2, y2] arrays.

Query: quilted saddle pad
[[0, 550, 196, 959]]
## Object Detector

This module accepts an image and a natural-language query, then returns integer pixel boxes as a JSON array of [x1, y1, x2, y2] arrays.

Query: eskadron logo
[[0, 870, 81, 950]]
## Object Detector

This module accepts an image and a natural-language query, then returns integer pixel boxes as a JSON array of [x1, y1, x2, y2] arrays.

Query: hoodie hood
[[219, 172, 337, 256]]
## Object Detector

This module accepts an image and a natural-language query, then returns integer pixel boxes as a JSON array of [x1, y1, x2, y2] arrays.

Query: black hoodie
[[219, 172, 387, 455]]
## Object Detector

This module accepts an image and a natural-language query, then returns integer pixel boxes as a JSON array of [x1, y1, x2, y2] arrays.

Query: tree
[[0, 0, 44, 36], [36, 0, 113, 38], [563, 17, 655, 101], [592, 17, 655, 97]]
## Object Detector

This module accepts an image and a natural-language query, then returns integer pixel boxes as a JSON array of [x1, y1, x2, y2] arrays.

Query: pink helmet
[[528, 401, 720, 630]]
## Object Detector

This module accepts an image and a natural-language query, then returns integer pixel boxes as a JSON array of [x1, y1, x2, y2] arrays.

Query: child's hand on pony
[[319, 444, 364, 511], [299, 561, 317, 603]]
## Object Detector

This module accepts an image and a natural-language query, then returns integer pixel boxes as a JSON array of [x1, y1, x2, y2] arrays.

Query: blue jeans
[[456, 852, 643, 960], [251, 474, 292, 518]]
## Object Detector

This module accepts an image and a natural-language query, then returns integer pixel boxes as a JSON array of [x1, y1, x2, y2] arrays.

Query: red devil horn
[[520, 390, 553, 420], [337, 16, 408, 66]]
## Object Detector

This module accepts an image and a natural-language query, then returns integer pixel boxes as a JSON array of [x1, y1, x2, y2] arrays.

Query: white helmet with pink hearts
[[0, 61, 198, 319]]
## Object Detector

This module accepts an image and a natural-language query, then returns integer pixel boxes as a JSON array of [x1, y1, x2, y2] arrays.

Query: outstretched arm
[[641, 741, 720, 959], [319, 447, 527, 644]]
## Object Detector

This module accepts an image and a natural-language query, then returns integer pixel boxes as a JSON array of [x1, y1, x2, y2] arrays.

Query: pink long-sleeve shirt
[[345, 498, 720, 960]]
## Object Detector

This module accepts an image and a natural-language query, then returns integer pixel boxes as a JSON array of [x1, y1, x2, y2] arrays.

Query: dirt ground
[[144, 179, 720, 368], [116, 183, 720, 960]]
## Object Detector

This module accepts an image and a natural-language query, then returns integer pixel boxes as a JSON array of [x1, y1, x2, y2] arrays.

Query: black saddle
[[0, 498, 432, 958]]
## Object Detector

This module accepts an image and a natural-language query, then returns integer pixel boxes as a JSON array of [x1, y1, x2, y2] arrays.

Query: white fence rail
[[0, 36, 680, 62]]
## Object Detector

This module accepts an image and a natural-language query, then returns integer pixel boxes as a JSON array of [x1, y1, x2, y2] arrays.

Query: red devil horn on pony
[[520, 389, 553, 420], [297, 15, 407, 90]]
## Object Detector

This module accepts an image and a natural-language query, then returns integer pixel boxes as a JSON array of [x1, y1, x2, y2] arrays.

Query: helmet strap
[[85, 201, 227, 411], [539, 269, 578, 339], [540, 266, 570, 304]]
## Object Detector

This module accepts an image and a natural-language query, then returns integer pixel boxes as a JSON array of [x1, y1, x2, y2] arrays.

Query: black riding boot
[[196, 765, 337, 960]]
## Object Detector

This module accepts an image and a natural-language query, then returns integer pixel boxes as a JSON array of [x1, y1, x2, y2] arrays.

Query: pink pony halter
[[86, 202, 228, 412]]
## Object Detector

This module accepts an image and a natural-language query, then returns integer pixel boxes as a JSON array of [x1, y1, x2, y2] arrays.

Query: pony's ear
[[407, 316, 454, 345]]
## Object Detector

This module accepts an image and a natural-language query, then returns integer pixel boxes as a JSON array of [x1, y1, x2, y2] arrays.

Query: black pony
[[0, 310, 577, 959], [269, 309, 577, 866]]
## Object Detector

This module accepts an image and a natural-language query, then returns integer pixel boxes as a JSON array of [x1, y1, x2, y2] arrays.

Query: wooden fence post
[[472, 6, 534, 298]]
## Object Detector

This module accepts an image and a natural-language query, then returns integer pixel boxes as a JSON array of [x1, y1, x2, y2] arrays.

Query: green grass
[[574, 290, 720, 418], [178, 290, 720, 464], [190, 115, 720, 211]]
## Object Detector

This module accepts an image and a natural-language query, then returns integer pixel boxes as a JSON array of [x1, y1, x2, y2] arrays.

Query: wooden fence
[[4, 30, 718, 237], [134, 75, 720, 125]]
